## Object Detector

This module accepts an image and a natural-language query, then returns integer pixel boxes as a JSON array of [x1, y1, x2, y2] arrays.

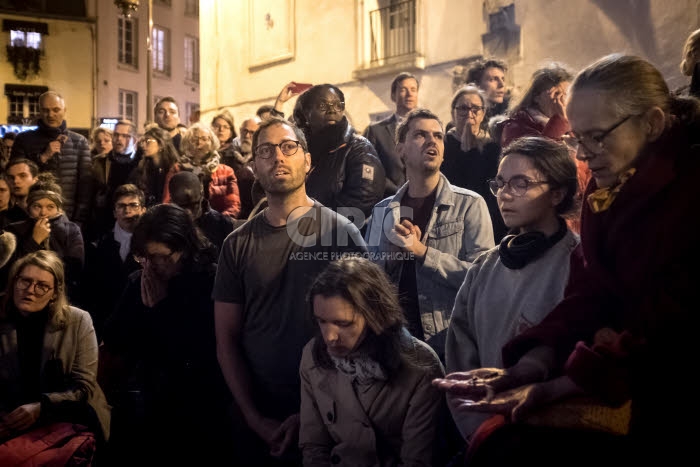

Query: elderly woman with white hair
[[164, 122, 241, 218]]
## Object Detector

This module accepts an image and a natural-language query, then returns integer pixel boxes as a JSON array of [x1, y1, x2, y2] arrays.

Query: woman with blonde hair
[[0, 250, 110, 450], [89, 126, 113, 159], [164, 122, 241, 218]]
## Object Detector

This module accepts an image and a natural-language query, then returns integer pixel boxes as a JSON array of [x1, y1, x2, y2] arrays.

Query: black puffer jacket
[[10, 120, 92, 222], [305, 118, 386, 221]]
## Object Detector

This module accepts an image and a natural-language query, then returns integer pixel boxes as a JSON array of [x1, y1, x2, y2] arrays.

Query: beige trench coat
[[299, 336, 444, 467]]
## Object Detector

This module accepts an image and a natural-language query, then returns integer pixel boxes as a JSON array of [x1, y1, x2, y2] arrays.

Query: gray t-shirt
[[213, 203, 367, 417]]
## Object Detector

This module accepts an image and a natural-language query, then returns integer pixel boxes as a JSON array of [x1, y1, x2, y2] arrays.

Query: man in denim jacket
[[365, 109, 494, 359]]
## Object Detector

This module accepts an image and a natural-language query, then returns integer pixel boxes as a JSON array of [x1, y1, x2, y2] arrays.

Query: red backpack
[[0, 422, 97, 466]]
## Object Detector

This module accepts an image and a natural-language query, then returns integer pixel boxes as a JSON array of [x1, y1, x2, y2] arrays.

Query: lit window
[[11, 30, 42, 49], [152, 25, 171, 76], [184, 35, 199, 83]]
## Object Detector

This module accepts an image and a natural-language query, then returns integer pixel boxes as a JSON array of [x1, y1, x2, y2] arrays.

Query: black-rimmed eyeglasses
[[15, 276, 53, 297], [254, 140, 302, 160], [454, 105, 484, 115]]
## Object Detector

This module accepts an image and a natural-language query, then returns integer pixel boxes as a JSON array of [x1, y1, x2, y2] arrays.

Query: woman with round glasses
[[293, 84, 385, 221], [443, 136, 578, 444], [100, 203, 232, 465], [164, 122, 241, 218], [128, 125, 180, 207], [434, 54, 700, 464], [442, 84, 507, 243], [0, 250, 110, 451]]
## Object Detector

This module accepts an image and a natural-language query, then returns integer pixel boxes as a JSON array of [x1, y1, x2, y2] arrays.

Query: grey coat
[[0, 306, 111, 441]]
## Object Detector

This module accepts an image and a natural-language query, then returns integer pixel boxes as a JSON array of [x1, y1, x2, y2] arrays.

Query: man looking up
[[365, 109, 494, 360], [364, 71, 420, 196], [213, 117, 366, 465]]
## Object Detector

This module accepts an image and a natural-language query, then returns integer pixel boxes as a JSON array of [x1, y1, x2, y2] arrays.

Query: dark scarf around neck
[[308, 116, 350, 162], [499, 218, 568, 269], [38, 119, 67, 139]]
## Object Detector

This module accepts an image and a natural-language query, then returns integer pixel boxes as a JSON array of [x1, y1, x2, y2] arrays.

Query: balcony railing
[[369, 0, 416, 66]]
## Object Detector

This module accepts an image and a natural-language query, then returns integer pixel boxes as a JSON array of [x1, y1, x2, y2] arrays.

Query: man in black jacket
[[82, 184, 145, 339], [10, 91, 92, 224]]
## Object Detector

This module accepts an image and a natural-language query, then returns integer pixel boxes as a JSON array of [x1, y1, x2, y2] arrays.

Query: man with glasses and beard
[[223, 117, 260, 220], [213, 117, 367, 466]]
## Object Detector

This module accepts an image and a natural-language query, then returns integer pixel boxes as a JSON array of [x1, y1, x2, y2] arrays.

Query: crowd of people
[[0, 26, 699, 466]]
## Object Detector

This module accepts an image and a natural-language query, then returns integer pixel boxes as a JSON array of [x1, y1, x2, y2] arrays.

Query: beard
[[240, 140, 252, 154], [256, 170, 305, 195]]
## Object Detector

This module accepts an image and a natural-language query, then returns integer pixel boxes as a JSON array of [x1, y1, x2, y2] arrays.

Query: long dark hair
[[307, 256, 430, 379], [509, 63, 573, 115], [131, 203, 216, 271]]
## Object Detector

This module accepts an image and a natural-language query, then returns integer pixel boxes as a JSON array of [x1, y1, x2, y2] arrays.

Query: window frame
[[118, 89, 138, 124], [151, 25, 171, 77], [185, 0, 199, 17], [118, 16, 138, 68], [184, 35, 199, 83]]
